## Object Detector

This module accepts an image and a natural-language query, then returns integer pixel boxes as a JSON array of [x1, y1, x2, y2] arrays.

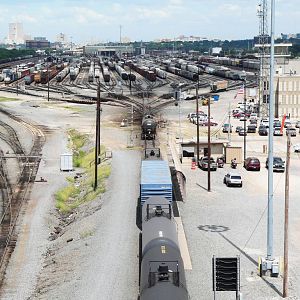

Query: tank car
[[141, 115, 157, 140], [139, 196, 188, 300], [102, 67, 110, 82], [115, 65, 128, 80], [154, 68, 166, 79]]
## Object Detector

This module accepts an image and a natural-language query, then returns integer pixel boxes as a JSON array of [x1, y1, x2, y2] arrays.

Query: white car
[[293, 144, 300, 153], [223, 173, 243, 187], [260, 119, 269, 128], [250, 113, 258, 120]]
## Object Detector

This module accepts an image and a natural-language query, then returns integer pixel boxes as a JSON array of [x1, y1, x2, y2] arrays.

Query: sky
[[0, 0, 299, 43]]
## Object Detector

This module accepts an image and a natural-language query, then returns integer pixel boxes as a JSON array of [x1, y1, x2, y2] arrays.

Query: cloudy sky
[[1, 0, 299, 43]]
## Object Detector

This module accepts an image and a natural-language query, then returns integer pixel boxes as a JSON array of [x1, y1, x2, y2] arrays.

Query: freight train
[[139, 160, 188, 300], [166, 65, 199, 81], [201, 65, 246, 80], [127, 62, 156, 82], [70, 66, 80, 81], [141, 115, 157, 140], [198, 56, 260, 70], [56, 67, 69, 82], [88, 61, 95, 82], [115, 64, 128, 80], [102, 67, 110, 82]]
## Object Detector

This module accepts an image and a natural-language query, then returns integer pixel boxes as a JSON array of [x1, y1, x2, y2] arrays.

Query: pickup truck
[[198, 157, 217, 171]]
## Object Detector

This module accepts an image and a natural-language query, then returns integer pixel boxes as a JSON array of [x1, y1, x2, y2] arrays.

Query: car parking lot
[[160, 89, 300, 299]]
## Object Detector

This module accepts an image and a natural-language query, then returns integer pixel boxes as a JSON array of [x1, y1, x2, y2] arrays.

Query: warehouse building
[[83, 45, 134, 57]]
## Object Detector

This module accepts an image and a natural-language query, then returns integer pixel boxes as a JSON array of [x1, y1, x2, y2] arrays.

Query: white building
[[56, 33, 68, 44], [8, 23, 24, 44], [275, 74, 300, 118]]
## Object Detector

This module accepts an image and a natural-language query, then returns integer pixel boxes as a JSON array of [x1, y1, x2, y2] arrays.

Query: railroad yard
[[0, 54, 299, 300]]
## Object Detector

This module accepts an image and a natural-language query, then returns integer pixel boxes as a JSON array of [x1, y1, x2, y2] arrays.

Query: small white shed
[[60, 153, 73, 171]]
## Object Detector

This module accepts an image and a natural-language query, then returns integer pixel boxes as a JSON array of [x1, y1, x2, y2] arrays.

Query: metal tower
[[257, 0, 270, 117]]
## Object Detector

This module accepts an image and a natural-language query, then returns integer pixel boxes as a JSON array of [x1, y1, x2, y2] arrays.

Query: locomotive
[[141, 115, 157, 140]]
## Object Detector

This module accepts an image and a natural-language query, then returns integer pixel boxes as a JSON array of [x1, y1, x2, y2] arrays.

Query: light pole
[[260, 0, 279, 278], [243, 79, 247, 160]]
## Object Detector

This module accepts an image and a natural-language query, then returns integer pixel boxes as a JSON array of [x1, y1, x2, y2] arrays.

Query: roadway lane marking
[[174, 216, 192, 270]]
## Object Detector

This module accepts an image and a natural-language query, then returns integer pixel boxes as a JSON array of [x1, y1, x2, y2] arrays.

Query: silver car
[[223, 173, 243, 187]]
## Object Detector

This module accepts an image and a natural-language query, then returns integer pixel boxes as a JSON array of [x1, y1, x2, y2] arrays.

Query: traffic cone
[[191, 161, 196, 170]]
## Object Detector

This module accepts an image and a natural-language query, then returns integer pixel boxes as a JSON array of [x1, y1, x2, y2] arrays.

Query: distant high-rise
[[8, 22, 24, 44], [56, 33, 68, 44]]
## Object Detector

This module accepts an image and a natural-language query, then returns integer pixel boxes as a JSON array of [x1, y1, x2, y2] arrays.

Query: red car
[[202, 121, 218, 126], [244, 157, 261, 171]]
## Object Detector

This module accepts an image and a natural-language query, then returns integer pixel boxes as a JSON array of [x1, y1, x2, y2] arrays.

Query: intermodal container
[[140, 160, 172, 205]]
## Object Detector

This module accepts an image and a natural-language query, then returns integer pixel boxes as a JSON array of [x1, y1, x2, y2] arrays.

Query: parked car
[[286, 127, 297, 137], [239, 128, 247, 136], [217, 156, 225, 168], [250, 113, 258, 120], [284, 120, 292, 128], [223, 173, 242, 187], [222, 123, 232, 133], [244, 157, 261, 171], [259, 125, 268, 136], [202, 121, 218, 126], [198, 156, 217, 171], [235, 126, 243, 133], [250, 119, 258, 125], [273, 121, 281, 128], [266, 157, 285, 172], [260, 119, 269, 128], [239, 114, 247, 121], [295, 121, 300, 128], [294, 143, 300, 152], [247, 124, 257, 133], [273, 128, 283, 136]]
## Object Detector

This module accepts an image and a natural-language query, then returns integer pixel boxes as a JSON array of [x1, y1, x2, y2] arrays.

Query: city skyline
[[0, 0, 299, 43]]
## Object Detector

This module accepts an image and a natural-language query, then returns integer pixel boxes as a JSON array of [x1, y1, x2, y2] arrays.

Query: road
[[71, 150, 140, 300]]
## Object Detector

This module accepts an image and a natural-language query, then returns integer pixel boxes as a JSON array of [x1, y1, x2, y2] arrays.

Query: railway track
[[0, 109, 45, 284]]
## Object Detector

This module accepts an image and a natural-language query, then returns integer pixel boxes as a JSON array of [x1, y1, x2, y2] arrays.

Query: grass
[[61, 105, 83, 112], [0, 97, 18, 102], [55, 129, 111, 214]]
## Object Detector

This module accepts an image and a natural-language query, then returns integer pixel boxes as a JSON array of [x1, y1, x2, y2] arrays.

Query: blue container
[[212, 94, 220, 101], [140, 160, 172, 205]]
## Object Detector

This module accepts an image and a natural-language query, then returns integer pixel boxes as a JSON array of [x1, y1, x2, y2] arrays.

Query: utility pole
[[129, 66, 132, 95], [243, 79, 247, 160], [47, 64, 50, 102], [196, 86, 200, 164], [94, 80, 100, 191], [207, 96, 211, 192], [228, 102, 232, 144], [283, 134, 291, 298], [97, 81, 101, 163]]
